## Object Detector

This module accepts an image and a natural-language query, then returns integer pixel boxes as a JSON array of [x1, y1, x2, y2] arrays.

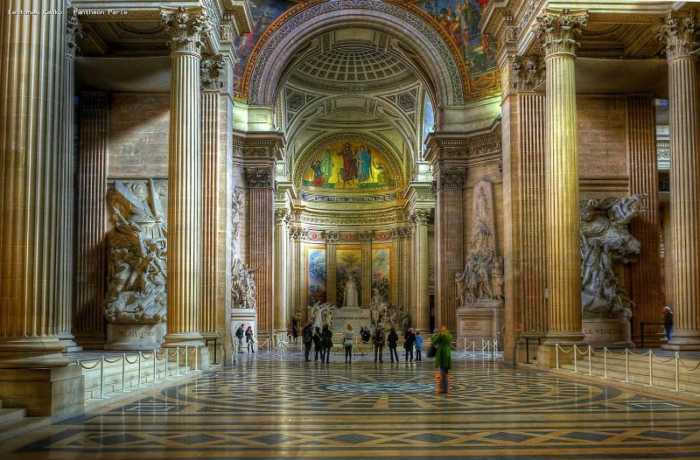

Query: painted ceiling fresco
[[233, 0, 496, 98], [301, 140, 396, 192]]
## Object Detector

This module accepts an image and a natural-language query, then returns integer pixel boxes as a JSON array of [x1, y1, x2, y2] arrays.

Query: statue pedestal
[[456, 300, 504, 350], [333, 306, 371, 334], [583, 317, 633, 348], [106, 323, 166, 351]]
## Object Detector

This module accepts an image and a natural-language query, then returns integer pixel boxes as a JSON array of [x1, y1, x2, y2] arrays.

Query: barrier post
[[185, 345, 189, 373], [648, 349, 653, 386], [603, 347, 608, 379], [153, 349, 157, 383], [588, 345, 592, 376], [675, 352, 680, 392], [176, 346, 180, 375], [624, 348, 630, 383], [137, 352, 142, 388], [121, 353, 126, 392], [573, 344, 578, 373], [99, 358, 104, 399], [555, 344, 560, 369]]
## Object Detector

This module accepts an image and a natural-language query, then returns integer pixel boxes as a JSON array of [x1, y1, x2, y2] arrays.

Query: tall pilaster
[[412, 210, 432, 333], [56, 7, 82, 351], [0, 0, 70, 366], [536, 10, 588, 351], [75, 92, 109, 348], [626, 96, 662, 344], [661, 14, 700, 350], [161, 7, 210, 347], [360, 234, 372, 307], [273, 208, 289, 335]]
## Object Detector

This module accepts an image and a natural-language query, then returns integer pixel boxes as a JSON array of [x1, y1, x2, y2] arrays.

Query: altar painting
[[372, 247, 391, 303], [302, 141, 393, 191], [306, 247, 327, 304], [336, 247, 362, 306]]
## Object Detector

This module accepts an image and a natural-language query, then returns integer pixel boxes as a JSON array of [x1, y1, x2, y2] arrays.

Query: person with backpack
[[373, 325, 385, 363], [302, 322, 314, 361], [321, 324, 333, 363], [387, 327, 399, 363]]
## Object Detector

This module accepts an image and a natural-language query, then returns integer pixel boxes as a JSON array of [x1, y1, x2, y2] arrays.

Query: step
[[0, 407, 26, 426]]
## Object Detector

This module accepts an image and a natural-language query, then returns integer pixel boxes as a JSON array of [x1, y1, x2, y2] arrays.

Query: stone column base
[[0, 366, 84, 417], [536, 341, 580, 369], [106, 323, 166, 351], [663, 336, 700, 351]]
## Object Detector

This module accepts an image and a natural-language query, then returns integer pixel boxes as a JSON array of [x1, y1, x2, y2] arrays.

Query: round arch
[[241, 0, 469, 113]]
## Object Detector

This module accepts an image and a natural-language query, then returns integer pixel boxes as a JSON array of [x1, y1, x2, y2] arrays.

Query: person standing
[[404, 328, 415, 362], [313, 326, 323, 361], [302, 322, 314, 362], [432, 326, 453, 394], [663, 306, 674, 342], [235, 324, 245, 353], [245, 325, 255, 354], [414, 330, 424, 362], [344, 324, 354, 364], [291, 321, 298, 344], [322, 324, 333, 363], [373, 325, 385, 363], [387, 327, 399, 363]]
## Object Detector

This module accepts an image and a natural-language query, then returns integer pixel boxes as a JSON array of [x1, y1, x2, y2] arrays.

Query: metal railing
[[461, 337, 501, 358], [552, 344, 700, 394], [74, 346, 199, 401]]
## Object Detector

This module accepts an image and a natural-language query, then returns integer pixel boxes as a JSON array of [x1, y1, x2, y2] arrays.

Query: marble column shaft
[[0, 0, 70, 366], [75, 93, 109, 347], [273, 209, 288, 334], [661, 14, 700, 350], [539, 10, 587, 343], [162, 8, 209, 346], [626, 96, 661, 340], [413, 210, 431, 333]]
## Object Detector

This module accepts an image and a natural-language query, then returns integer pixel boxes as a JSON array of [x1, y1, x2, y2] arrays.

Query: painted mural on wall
[[302, 141, 394, 191], [234, 0, 496, 97], [372, 247, 391, 304], [336, 247, 362, 306], [415, 0, 495, 75], [307, 247, 327, 304]]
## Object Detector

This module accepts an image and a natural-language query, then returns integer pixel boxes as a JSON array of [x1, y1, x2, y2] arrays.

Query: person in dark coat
[[321, 324, 333, 363], [432, 326, 453, 394], [663, 306, 674, 341], [387, 327, 399, 363], [302, 322, 314, 362], [245, 326, 255, 353], [313, 326, 323, 361], [373, 326, 385, 363], [404, 328, 415, 362]]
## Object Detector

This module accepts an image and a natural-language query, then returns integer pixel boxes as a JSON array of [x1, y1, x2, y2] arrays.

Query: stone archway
[[241, 0, 469, 116]]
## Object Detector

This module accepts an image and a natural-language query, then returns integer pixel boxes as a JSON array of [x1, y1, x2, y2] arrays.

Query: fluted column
[[0, 0, 70, 366], [626, 96, 662, 344], [161, 7, 210, 347], [538, 10, 588, 346], [413, 210, 432, 333], [273, 208, 289, 335], [55, 7, 82, 352], [246, 167, 275, 339], [75, 92, 109, 348], [661, 14, 700, 350]]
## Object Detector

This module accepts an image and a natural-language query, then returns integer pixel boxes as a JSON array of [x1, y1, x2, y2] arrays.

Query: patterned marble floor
[[4, 352, 700, 459]]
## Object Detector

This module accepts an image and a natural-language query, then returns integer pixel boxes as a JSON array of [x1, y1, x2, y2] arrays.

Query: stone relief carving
[[369, 289, 409, 331], [230, 187, 257, 310], [580, 195, 642, 319], [456, 180, 503, 307], [104, 180, 167, 325], [308, 302, 337, 330]]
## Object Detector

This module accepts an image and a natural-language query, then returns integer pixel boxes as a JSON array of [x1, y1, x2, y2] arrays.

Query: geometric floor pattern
[[5, 352, 700, 459]]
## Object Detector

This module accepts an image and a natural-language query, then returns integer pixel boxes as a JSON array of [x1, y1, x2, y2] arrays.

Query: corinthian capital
[[66, 7, 84, 59], [536, 9, 589, 57], [201, 54, 225, 90], [659, 13, 697, 60], [161, 7, 211, 54]]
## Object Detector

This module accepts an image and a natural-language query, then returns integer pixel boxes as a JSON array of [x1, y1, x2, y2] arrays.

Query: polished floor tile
[[4, 352, 700, 459]]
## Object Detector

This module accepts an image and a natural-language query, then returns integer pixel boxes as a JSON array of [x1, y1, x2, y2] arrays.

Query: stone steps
[[0, 402, 48, 444]]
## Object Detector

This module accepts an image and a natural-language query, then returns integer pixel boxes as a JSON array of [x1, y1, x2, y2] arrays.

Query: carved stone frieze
[[201, 54, 225, 90], [659, 13, 697, 60], [536, 9, 589, 57], [245, 167, 274, 189], [161, 7, 211, 54], [436, 168, 465, 191], [510, 55, 544, 92], [411, 209, 433, 225], [66, 7, 84, 58]]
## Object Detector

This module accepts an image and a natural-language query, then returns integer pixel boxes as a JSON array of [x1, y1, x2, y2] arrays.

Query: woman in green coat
[[432, 326, 453, 394]]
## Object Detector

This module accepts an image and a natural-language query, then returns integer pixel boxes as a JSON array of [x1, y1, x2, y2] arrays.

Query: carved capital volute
[[659, 13, 698, 61], [536, 9, 589, 57], [201, 54, 225, 91], [161, 7, 211, 56], [412, 209, 432, 225], [66, 7, 84, 59], [510, 55, 544, 92], [436, 168, 465, 191], [245, 167, 274, 189], [274, 208, 289, 224]]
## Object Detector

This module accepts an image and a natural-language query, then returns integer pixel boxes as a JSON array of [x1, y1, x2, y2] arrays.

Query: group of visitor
[[301, 323, 334, 363], [234, 324, 256, 353], [371, 326, 424, 363]]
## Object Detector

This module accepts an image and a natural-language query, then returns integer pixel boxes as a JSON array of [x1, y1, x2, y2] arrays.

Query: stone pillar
[[246, 167, 275, 340], [161, 7, 210, 349], [290, 227, 304, 322], [56, 8, 82, 352], [413, 210, 432, 333], [536, 10, 588, 359], [661, 14, 700, 350], [75, 92, 109, 348], [0, 0, 71, 367], [361, 235, 372, 307], [433, 165, 465, 333], [273, 208, 289, 335], [326, 239, 337, 306], [626, 96, 662, 345]]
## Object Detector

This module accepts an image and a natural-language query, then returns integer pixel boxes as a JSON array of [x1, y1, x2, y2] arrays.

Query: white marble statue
[[308, 302, 336, 329], [343, 275, 359, 307]]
